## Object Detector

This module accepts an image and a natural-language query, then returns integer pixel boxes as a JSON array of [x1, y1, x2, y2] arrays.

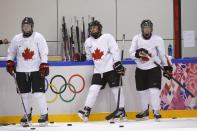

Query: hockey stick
[[105, 34, 125, 120], [74, 18, 81, 61], [76, 19, 80, 55], [153, 61, 194, 98], [140, 47, 194, 98], [12, 74, 31, 127], [80, 17, 86, 61], [62, 16, 70, 61]]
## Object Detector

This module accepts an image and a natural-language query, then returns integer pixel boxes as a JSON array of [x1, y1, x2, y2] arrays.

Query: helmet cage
[[141, 19, 153, 39], [89, 20, 102, 39], [21, 17, 34, 37]]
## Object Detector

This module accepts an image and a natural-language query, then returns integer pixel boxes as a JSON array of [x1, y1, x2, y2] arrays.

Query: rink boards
[[0, 58, 197, 124]]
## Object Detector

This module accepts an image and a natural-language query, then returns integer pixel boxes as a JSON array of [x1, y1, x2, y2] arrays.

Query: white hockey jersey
[[7, 32, 48, 72], [129, 34, 168, 70], [85, 34, 120, 73]]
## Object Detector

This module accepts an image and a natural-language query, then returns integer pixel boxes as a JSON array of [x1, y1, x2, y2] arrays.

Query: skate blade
[[112, 117, 128, 122], [136, 117, 149, 121], [154, 118, 161, 122], [21, 121, 32, 127], [121, 117, 128, 122], [83, 117, 88, 122], [113, 118, 120, 122], [109, 119, 115, 123], [39, 122, 48, 127], [77, 113, 88, 122]]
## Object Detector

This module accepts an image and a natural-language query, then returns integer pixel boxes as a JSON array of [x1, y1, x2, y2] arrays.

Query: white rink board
[[0, 64, 142, 116]]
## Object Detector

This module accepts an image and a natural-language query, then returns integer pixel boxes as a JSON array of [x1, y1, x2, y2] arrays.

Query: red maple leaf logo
[[92, 48, 104, 60], [22, 48, 34, 60]]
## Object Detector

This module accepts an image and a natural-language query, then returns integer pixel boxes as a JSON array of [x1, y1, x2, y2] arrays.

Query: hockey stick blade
[[105, 110, 118, 120]]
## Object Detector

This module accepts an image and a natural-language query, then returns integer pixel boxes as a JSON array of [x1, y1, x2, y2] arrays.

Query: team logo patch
[[22, 48, 34, 60], [92, 48, 103, 60]]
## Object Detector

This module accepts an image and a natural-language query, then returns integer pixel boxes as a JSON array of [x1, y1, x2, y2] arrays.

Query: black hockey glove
[[163, 66, 173, 80], [6, 60, 16, 76], [39, 63, 49, 78], [113, 61, 126, 76], [135, 48, 150, 61], [135, 48, 149, 58]]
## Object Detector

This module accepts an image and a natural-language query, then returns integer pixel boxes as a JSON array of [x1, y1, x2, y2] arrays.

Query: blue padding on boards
[[0, 58, 197, 68]]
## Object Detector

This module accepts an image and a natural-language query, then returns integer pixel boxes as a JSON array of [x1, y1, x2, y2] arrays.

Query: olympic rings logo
[[44, 74, 85, 103]]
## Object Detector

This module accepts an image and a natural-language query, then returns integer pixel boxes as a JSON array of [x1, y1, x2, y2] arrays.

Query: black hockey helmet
[[141, 19, 153, 39], [89, 20, 102, 39], [21, 17, 34, 37]]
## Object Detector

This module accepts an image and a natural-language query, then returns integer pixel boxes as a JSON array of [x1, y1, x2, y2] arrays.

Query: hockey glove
[[39, 63, 49, 78], [135, 48, 150, 61], [163, 66, 173, 80], [6, 60, 16, 76], [113, 61, 126, 75]]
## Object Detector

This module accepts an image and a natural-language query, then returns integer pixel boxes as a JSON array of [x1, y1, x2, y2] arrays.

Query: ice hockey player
[[129, 19, 173, 121], [78, 20, 127, 122], [6, 17, 49, 127]]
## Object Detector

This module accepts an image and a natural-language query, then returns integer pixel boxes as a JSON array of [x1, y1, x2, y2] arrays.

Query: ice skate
[[112, 108, 128, 122], [38, 114, 48, 127], [78, 106, 91, 122], [20, 113, 32, 127], [153, 110, 161, 122], [136, 108, 149, 121]]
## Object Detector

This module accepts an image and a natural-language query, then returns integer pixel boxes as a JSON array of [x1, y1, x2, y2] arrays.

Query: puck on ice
[[67, 123, 72, 126], [30, 127, 36, 130], [172, 117, 177, 119], [23, 125, 30, 128], [119, 125, 124, 128], [110, 121, 115, 124], [2, 123, 9, 126], [50, 121, 54, 124]]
